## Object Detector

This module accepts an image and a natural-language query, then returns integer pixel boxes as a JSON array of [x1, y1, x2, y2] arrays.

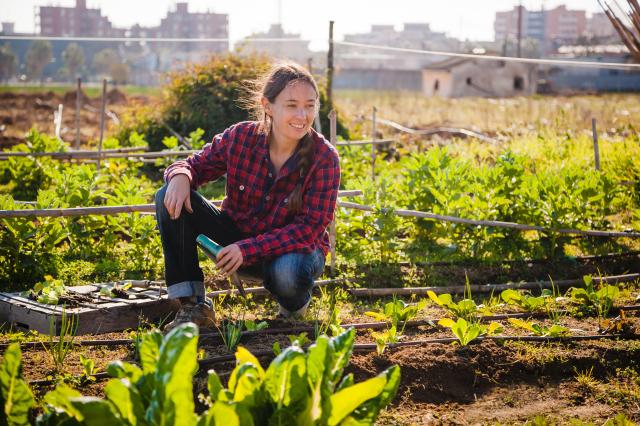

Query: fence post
[[97, 78, 107, 171], [592, 118, 600, 171], [371, 106, 377, 181], [326, 21, 334, 110], [329, 109, 337, 276], [74, 77, 81, 149]]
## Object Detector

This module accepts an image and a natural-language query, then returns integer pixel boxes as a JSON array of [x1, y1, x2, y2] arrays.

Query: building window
[[466, 77, 472, 85], [513, 76, 524, 90], [434, 80, 439, 92]]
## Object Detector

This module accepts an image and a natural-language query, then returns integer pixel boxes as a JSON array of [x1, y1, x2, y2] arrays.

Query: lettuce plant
[[438, 318, 503, 346], [570, 275, 620, 321], [500, 289, 547, 312], [35, 323, 401, 425]]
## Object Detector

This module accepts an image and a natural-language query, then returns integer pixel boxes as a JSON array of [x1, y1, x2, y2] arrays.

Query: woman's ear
[[261, 97, 271, 117]]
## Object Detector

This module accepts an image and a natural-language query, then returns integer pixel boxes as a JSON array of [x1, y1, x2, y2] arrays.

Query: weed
[[508, 318, 570, 337], [574, 366, 599, 393], [43, 308, 77, 374]]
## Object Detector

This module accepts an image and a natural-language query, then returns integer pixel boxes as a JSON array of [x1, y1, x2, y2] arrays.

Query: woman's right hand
[[164, 174, 193, 220]]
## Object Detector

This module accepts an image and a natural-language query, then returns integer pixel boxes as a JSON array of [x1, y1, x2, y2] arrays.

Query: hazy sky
[[2, 0, 604, 45]]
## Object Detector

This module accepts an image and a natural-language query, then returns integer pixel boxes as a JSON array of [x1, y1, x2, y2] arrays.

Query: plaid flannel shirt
[[164, 121, 340, 265]]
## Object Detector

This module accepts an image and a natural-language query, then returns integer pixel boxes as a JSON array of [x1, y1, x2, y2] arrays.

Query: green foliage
[[570, 275, 620, 320], [0, 343, 35, 426], [508, 318, 570, 337], [27, 275, 66, 305], [438, 318, 503, 346], [36, 324, 400, 425], [427, 291, 482, 322], [501, 289, 547, 312], [218, 319, 268, 353], [45, 309, 78, 374]]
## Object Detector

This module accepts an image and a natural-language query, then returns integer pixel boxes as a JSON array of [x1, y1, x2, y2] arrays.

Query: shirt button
[[284, 198, 288, 203], [268, 173, 273, 178], [265, 195, 270, 201], [239, 185, 245, 191]]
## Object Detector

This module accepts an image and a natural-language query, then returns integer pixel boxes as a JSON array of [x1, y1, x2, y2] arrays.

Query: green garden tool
[[196, 234, 246, 297]]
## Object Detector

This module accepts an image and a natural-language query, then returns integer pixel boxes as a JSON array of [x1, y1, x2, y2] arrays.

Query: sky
[[2, 0, 604, 46]]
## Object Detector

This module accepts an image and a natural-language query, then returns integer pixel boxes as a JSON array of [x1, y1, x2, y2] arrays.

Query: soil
[[0, 89, 144, 148]]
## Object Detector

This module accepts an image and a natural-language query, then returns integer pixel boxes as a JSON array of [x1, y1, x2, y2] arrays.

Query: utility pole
[[517, 1, 523, 58]]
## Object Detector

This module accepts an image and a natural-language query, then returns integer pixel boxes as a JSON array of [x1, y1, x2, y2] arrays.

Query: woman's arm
[[235, 152, 341, 264]]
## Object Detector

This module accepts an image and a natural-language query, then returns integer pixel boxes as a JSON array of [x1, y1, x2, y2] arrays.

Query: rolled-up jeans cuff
[[167, 281, 205, 302]]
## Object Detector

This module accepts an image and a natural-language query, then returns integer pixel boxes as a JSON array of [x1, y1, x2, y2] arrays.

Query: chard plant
[[437, 318, 503, 346], [365, 296, 427, 355], [500, 289, 547, 312], [427, 291, 481, 322], [79, 354, 95, 383], [570, 275, 620, 323], [508, 318, 570, 337], [0, 343, 35, 426], [33, 323, 401, 425], [217, 318, 268, 352]]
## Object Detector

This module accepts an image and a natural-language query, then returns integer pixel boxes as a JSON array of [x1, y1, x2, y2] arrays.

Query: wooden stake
[[75, 77, 81, 149], [371, 106, 377, 181], [329, 109, 338, 275], [326, 21, 334, 110], [97, 78, 107, 171], [592, 118, 601, 171], [54, 104, 63, 141]]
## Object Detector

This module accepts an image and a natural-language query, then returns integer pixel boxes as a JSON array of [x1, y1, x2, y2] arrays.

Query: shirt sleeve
[[163, 126, 233, 188], [235, 151, 341, 264]]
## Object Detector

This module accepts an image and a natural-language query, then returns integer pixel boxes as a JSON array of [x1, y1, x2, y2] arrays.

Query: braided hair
[[242, 62, 320, 214]]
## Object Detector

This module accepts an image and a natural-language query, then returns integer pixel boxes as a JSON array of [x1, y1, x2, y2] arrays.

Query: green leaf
[[207, 371, 223, 403], [104, 379, 145, 425], [327, 375, 387, 425], [327, 328, 356, 384], [138, 329, 163, 374], [146, 322, 199, 426], [68, 397, 123, 425], [342, 365, 401, 425], [263, 346, 307, 409], [299, 336, 333, 426], [0, 343, 35, 426]]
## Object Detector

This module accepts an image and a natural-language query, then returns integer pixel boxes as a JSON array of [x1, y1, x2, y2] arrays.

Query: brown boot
[[164, 298, 215, 332]]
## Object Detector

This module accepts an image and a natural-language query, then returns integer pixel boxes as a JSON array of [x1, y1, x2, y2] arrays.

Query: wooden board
[[0, 285, 180, 335]]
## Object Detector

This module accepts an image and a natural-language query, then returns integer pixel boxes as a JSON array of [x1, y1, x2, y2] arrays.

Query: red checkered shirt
[[164, 121, 340, 264]]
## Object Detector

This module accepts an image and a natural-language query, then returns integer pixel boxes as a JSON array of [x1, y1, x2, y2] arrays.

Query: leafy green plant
[[438, 318, 503, 346], [365, 296, 427, 354], [508, 318, 570, 337], [44, 309, 78, 374], [570, 275, 620, 321], [371, 325, 399, 355], [427, 291, 481, 322], [0, 343, 35, 426], [313, 287, 347, 338], [217, 318, 268, 352], [501, 289, 547, 312], [37, 324, 400, 425], [79, 354, 95, 383], [24, 275, 67, 305]]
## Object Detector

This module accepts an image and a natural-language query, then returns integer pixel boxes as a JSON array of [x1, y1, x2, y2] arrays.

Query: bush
[[119, 53, 349, 151]]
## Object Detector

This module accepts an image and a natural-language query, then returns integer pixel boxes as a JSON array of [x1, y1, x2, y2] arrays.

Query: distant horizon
[[3, 0, 605, 48]]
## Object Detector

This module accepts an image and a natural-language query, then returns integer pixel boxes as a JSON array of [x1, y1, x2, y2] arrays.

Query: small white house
[[422, 57, 537, 98]]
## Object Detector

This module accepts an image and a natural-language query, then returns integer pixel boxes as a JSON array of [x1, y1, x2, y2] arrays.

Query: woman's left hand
[[216, 244, 244, 276]]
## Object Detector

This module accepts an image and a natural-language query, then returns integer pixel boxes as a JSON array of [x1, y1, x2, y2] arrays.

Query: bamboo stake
[[74, 77, 81, 149], [348, 273, 640, 297], [371, 106, 377, 181], [326, 21, 334, 110], [592, 118, 601, 171], [329, 109, 337, 275], [336, 200, 640, 238], [206, 278, 345, 298], [97, 78, 107, 171], [54, 104, 63, 141], [0, 190, 362, 218]]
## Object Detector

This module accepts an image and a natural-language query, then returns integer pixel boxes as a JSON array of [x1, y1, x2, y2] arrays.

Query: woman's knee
[[267, 254, 313, 299]]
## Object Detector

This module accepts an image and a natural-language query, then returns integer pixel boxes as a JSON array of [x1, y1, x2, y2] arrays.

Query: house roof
[[423, 56, 472, 70]]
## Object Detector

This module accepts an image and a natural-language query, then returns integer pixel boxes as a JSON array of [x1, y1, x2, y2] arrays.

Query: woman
[[155, 62, 340, 331]]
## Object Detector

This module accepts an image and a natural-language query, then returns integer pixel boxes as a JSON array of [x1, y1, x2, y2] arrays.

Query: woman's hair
[[243, 62, 320, 215]]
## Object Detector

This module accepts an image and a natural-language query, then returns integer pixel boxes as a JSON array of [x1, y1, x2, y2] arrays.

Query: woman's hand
[[164, 174, 193, 220], [216, 244, 244, 275]]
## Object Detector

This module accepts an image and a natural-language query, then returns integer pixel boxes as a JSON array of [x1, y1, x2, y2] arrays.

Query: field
[[0, 86, 639, 425]]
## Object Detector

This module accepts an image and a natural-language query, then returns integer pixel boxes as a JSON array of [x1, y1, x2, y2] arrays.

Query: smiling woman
[[155, 62, 341, 331]]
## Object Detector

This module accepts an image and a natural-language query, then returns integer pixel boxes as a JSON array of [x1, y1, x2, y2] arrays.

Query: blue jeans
[[155, 185, 325, 311]]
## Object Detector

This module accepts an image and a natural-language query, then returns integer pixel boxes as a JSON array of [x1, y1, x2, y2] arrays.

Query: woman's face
[[264, 80, 318, 146]]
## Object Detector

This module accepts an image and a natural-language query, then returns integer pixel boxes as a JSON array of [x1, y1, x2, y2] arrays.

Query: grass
[[0, 84, 161, 98]]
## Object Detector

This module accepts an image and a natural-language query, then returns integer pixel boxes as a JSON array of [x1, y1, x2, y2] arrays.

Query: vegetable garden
[[1, 55, 640, 424]]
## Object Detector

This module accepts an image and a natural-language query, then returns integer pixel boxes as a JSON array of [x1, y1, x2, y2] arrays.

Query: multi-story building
[[494, 5, 587, 44], [38, 0, 115, 37], [587, 12, 618, 39], [237, 24, 312, 64], [158, 2, 228, 53]]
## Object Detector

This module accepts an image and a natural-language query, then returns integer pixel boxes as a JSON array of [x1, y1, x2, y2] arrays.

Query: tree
[[26, 40, 52, 83], [0, 43, 17, 83], [110, 62, 130, 85], [61, 42, 85, 81], [92, 48, 119, 75]]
